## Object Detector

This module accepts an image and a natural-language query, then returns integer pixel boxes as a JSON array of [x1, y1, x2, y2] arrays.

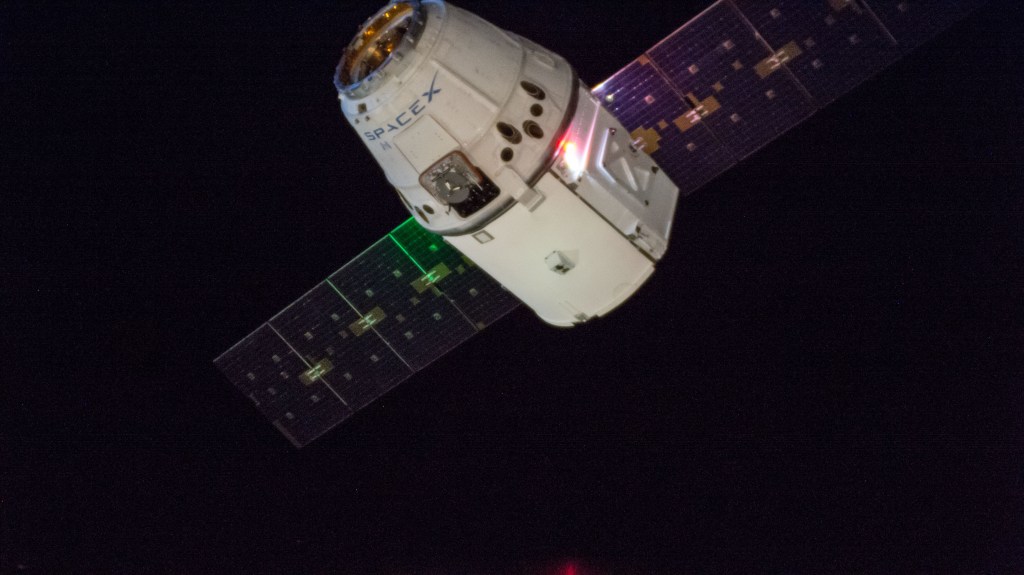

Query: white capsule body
[[337, 1, 679, 326]]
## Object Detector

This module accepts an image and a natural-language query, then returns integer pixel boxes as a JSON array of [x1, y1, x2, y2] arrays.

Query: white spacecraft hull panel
[[448, 172, 655, 327]]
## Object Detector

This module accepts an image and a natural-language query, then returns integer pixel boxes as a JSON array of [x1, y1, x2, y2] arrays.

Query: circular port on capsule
[[521, 81, 546, 100], [501, 148, 514, 162], [530, 104, 544, 117], [522, 120, 544, 139], [496, 122, 522, 144]]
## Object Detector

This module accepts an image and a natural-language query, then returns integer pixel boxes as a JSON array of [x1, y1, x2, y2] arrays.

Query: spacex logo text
[[363, 72, 442, 146]]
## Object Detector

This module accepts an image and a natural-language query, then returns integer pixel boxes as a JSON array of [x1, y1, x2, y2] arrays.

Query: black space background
[[2, 1, 1023, 573]]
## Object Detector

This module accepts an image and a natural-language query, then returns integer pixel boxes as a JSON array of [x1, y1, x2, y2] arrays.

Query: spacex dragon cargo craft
[[216, 0, 985, 447], [335, 1, 680, 327]]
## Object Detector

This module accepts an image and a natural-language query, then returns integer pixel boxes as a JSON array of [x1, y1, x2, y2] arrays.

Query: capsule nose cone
[[337, 3, 418, 90]]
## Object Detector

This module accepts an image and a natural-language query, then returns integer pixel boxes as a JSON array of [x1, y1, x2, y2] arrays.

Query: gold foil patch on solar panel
[[412, 263, 452, 293], [673, 93, 722, 134], [674, 113, 699, 134], [685, 92, 721, 115], [349, 306, 386, 336], [629, 126, 662, 154], [756, 41, 804, 78]]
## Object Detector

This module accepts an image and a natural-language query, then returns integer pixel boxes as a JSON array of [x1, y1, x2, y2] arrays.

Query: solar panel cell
[[647, 1, 815, 160], [326, 237, 479, 372], [592, 59, 736, 196], [268, 282, 412, 411], [214, 324, 353, 447], [595, 0, 983, 198], [864, 0, 983, 50], [215, 218, 521, 446], [730, 0, 899, 104], [389, 218, 520, 329]]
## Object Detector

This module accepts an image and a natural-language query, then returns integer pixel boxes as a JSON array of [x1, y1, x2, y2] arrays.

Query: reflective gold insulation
[[340, 3, 416, 86]]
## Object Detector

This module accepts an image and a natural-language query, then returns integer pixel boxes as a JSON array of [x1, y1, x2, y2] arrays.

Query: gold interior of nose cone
[[341, 3, 416, 86]]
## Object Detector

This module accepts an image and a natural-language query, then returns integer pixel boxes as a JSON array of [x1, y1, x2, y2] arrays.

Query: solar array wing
[[214, 218, 520, 447], [593, 0, 987, 197]]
